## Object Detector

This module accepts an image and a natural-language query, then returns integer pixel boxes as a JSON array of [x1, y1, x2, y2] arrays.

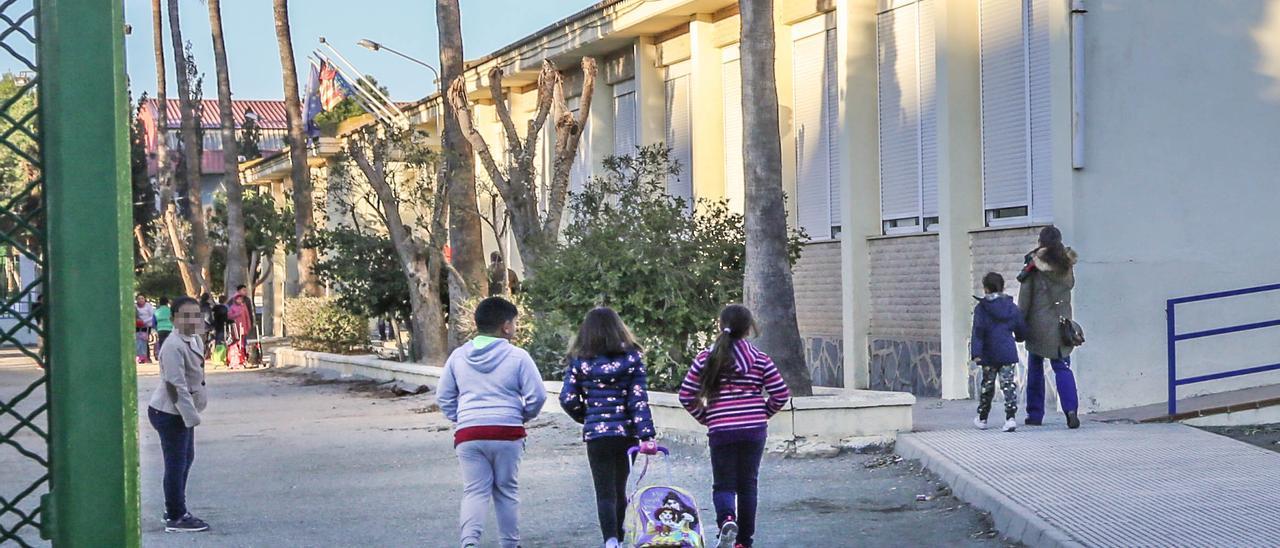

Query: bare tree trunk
[[437, 0, 487, 348], [273, 0, 323, 297], [348, 139, 449, 363], [152, 0, 201, 296], [739, 0, 812, 396], [208, 0, 249, 293], [168, 0, 213, 293]]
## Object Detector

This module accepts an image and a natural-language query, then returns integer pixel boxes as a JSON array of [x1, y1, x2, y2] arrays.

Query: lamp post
[[358, 38, 440, 89]]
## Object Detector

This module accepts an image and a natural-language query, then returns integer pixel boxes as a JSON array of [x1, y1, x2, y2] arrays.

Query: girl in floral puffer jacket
[[560, 307, 657, 548]]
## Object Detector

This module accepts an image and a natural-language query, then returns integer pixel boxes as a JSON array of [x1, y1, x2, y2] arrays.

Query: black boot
[[1065, 411, 1080, 429]]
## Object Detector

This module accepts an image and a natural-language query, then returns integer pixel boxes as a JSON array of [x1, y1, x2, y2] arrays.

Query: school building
[[243, 0, 1280, 414]]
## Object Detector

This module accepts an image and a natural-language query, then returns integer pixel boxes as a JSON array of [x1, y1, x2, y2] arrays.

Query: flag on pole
[[318, 60, 354, 110], [303, 60, 323, 138]]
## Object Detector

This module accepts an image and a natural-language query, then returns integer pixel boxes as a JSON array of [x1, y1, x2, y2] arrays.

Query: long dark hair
[[1037, 226, 1072, 271], [698, 304, 755, 403], [568, 307, 641, 359]]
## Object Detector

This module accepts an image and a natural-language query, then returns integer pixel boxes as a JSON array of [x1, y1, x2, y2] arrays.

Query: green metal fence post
[[39, 0, 140, 545]]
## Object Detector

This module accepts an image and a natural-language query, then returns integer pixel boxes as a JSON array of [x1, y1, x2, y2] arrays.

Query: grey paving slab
[[899, 423, 1280, 548]]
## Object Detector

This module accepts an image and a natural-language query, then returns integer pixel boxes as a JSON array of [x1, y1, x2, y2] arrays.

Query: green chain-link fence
[[0, 1, 48, 544]]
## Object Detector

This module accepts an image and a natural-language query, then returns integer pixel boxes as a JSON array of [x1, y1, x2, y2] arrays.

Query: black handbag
[[1055, 300, 1085, 347]]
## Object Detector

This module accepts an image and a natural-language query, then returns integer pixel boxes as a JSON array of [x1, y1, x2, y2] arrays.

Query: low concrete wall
[[273, 347, 916, 445]]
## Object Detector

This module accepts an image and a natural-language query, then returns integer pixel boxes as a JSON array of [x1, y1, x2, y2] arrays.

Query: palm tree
[[167, 0, 212, 293], [437, 0, 487, 304], [272, 0, 323, 296], [206, 0, 249, 294], [738, 0, 813, 395]]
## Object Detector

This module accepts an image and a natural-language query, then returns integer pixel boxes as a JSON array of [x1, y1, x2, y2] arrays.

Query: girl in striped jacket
[[678, 304, 791, 548]]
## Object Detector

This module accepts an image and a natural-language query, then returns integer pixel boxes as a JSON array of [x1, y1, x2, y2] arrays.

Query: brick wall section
[[970, 226, 1044, 302], [792, 241, 843, 338], [868, 234, 941, 341]]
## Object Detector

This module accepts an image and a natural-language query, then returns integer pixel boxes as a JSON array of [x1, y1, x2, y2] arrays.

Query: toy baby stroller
[[624, 445, 705, 548]]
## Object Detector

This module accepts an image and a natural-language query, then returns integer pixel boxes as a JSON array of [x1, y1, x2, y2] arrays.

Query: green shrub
[[523, 145, 804, 392], [284, 297, 368, 354]]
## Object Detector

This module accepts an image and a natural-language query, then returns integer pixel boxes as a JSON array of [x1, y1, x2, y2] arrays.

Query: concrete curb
[[896, 434, 1087, 548]]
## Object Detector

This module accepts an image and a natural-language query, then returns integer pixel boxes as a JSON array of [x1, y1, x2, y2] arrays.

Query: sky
[[123, 0, 594, 102]]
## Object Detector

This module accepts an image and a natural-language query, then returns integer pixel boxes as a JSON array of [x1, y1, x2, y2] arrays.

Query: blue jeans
[[148, 406, 195, 520], [710, 439, 766, 547], [1025, 354, 1078, 421]]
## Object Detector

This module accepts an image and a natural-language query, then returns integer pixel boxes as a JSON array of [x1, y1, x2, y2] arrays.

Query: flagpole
[[312, 52, 398, 125], [318, 38, 408, 127]]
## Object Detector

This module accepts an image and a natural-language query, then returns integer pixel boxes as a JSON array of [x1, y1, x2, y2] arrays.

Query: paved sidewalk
[[898, 423, 1280, 547]]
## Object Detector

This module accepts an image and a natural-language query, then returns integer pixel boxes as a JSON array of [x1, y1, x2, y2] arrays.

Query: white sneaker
[[1002, 418, 1017, 432], [604, 538, 620, 548], [716, 520, 738, 548], [973, 416, 988, 430]]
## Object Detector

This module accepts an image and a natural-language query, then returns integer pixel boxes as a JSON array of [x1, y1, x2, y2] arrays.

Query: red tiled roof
[[145, 98, 290, 130]]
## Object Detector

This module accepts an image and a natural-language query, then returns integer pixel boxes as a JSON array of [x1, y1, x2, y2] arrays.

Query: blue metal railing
[[1167, 283, 1280, 415]]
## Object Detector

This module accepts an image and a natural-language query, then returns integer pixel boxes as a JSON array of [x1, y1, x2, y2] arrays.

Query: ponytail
[[697, 304, 755, 403]]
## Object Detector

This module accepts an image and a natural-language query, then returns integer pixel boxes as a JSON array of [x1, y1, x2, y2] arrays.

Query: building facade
[[245, 0, 1280, 412]]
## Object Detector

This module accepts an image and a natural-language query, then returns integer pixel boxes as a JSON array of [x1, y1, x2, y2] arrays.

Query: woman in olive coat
[[1017, 226, 1081, 429]]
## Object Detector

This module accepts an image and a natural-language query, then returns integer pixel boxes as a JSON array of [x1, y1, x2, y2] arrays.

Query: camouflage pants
[[977, 364, 1018, 420]]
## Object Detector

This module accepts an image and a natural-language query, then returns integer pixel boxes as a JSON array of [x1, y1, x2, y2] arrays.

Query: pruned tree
[[339, 123, 454, 363], [446, 57, 597, 275], [739, 0, 813, 395], [167, 0, 212, 294], [478, 180, 512, 297], [206, 0, 249, 295], [273, 0, 323, 297], [151, 0, 202, 296]]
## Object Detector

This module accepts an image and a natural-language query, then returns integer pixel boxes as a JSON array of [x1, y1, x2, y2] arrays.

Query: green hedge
[[284, 297, 368, 354]]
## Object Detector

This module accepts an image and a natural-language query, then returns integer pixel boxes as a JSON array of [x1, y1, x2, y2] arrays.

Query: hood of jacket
[[727, 339, 755, 376], [1032, 247, 1078, 272], [463, 338, 515, 373], [976, 293, 1021, 322]]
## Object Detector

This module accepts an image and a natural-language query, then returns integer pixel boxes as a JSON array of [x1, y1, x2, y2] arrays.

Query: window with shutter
[[792, 18, 836, 240], [877, 0, 937, 235], [722, 47, 745, 215], [613, 79, 637, 159], [980, 0, 1052, 225], [664, 62, 693, 204]]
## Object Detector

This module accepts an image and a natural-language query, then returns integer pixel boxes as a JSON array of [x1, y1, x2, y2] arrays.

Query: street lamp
[[358, 39, 440, 89]]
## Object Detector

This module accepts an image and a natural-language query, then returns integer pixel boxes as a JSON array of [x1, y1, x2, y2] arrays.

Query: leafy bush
[[135, 254, 188, 300], [284, 296, 368, 354], [523, 145, 804, 391]]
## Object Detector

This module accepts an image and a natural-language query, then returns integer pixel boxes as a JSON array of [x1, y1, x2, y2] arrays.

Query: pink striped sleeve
[[678, 352, 709, 423], [759, 355, 791, 416]]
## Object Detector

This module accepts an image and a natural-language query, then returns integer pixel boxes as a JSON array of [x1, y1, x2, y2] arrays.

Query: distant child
[[437, 296, 548, 548], [155, 297, 174, 351], [148, 296, 210, 533], [971, 272, 1027, 433], [678, 304, 791, 548], [559, 307, 659, 548]]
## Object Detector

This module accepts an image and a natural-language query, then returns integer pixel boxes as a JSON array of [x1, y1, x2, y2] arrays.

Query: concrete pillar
[[837, 0, 878, 390], [266, 179, 288, 337], [635, 37, 666, 148], [690, 14, 725, 204], [935, 0, 984, 399]]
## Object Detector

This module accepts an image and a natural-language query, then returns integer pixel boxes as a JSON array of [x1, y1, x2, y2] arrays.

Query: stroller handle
[[627, 445, 670, 457]]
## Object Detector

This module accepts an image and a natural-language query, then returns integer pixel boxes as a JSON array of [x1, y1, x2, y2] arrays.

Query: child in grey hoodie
[[437, 296, 547, 548]]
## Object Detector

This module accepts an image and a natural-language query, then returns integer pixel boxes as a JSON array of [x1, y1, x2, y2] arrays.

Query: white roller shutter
[[877, 4, 921, 226], [825, 28, 841, 234], [918, 0, 938, 221], [1028, 0, 1052, 222], [722, 50, 745, 215], [664, 67, 693, 204], [613, 79, 637, 159], [979, 0, 1029, 212], [793, 29, 832, 239]]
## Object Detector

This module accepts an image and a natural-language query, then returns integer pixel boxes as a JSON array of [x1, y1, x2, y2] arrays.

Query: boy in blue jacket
[[971, 272, 1027, 432]]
